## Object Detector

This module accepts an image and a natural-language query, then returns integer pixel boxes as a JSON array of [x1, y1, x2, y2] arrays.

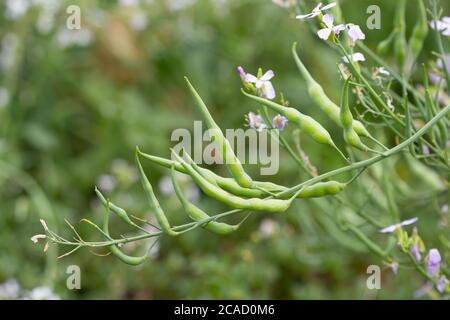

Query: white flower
[[31, 234, 46, 243], [342, 52, 365, 63], [346, 24, 366, 44], [118, 0, 139, 6], [56, 28, 93, 48], [379, 217, 418, 233], [0, 278, 20, 300], [129, 12, 148, 31], [296, 2, 336, 20], [338, 63, 350, 80], [5, 0, 30, 20], [97, 174, 116, 192], [272, 0, 297, 8], [25, 286, 60, 300], [0, 87, 10, 108], [430, 17, 450, 36], [259, 219, 278, 239], [317, 14, 345, 40], [244, 70, 276, 100]]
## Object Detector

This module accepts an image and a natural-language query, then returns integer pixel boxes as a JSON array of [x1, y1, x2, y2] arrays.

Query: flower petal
[[322, 13, 334, 28], [261, 70, 275, 81], [244, 73, 258, 83], [317, 28, 332, 40], [262, 81, 276, 100], [321, 2, 337, 11]]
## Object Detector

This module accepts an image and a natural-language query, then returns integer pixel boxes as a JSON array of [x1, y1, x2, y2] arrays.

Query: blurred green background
[[0, 0, 448, 299]]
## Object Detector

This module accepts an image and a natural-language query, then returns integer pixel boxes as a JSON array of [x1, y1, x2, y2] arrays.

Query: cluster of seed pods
[[95, 65, 382, 264]]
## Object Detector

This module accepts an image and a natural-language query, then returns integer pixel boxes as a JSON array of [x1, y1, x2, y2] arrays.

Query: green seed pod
[[242, 90, 338, 148], [408, 0, 428, 62], [377, 31, 396, 56], [102, 204, 147, 266], [170, 166, 240, 235], [95, 187, 138, 227], [136, 151, 180, 236], [184, 77, 253, 188], [172, 149, 295, 213], [292, 42, 371, 138], [394, 0, 407, 71], [340, 77, 370, 151], [137, 150, 272, 198], [296, 181, 346, 198]]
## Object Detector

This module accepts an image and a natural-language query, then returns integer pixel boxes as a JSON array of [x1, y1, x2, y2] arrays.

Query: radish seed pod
[[170, 166, 241, 235], [184, 77, 254, 188], [171, 149, 297, 213], [292, 42, 371, 138], [102, 203, 147, 266], [136, 151, 180, 236]]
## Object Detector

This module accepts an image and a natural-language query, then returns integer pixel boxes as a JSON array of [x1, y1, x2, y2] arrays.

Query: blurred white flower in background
[[0, 87, 11, 109], [129, 12, 149, 31], [258, 219, 278, 239], [97, 174, 117, 192], [118, 0, 140, 6], [5, 0, 30, 20], [56, 28, 94, 48], [0, 278, 20, 300], [0, 34, 19, 72], [167, 0, 196, 12], [272, 0, 297, 8], [24, 286, 60, 300]]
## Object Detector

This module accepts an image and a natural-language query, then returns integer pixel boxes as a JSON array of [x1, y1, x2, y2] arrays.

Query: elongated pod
[[393, 0, 407, 71], [138, 149, 276, 197], [184, 77, 253, 188], [408, 0, 428, 62], [242, 90, 337, 147], [136, 151, 180, 236], [340, 77, 370, 151], [102, 203, 147, 265], [171, 149, 297, 213], [292, 42, 370, 138], [170, 166, 241, 235], [297, 181, 346, 198]]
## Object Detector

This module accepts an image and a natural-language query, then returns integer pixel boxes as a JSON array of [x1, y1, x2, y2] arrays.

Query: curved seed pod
[[296, 181, 346, 198], [408, 0, 428, 62], [95, 187, 139, 227], [393, 0, 407, 71], [102, 203, 147, 265], [170, 166, 241, 235], [292, 42, 370, 138], [137, 150, 273, 198], [184, 77, 253, 188], [171, 149, 296, 213], [242, 90, 340, 149], [136, 151, 180, 236], [377, 31, 396, 56], [340, 77, 370, 151]]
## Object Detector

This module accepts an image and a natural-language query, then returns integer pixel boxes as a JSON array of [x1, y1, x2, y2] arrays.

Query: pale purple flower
[[342, 52, 365, 63], [317, 14, 346, 40], [430, 17, 450, 36], [410, 227, 421, 262], [390, 261, 399, 275], [346, 24, 366, 44], [296, 2, 336, 20], [237, 66, 246, 80], [338, 63, 350, 80], [427, 248, 441, 276], [437, 276, 448, 293], [379, 217, 418, 233], [430, 54, 450, 85], [245, 70, 276, 100], [247, 112, 267, 131], [422, 145, 430, 155], [272, 115, 288, 130]]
